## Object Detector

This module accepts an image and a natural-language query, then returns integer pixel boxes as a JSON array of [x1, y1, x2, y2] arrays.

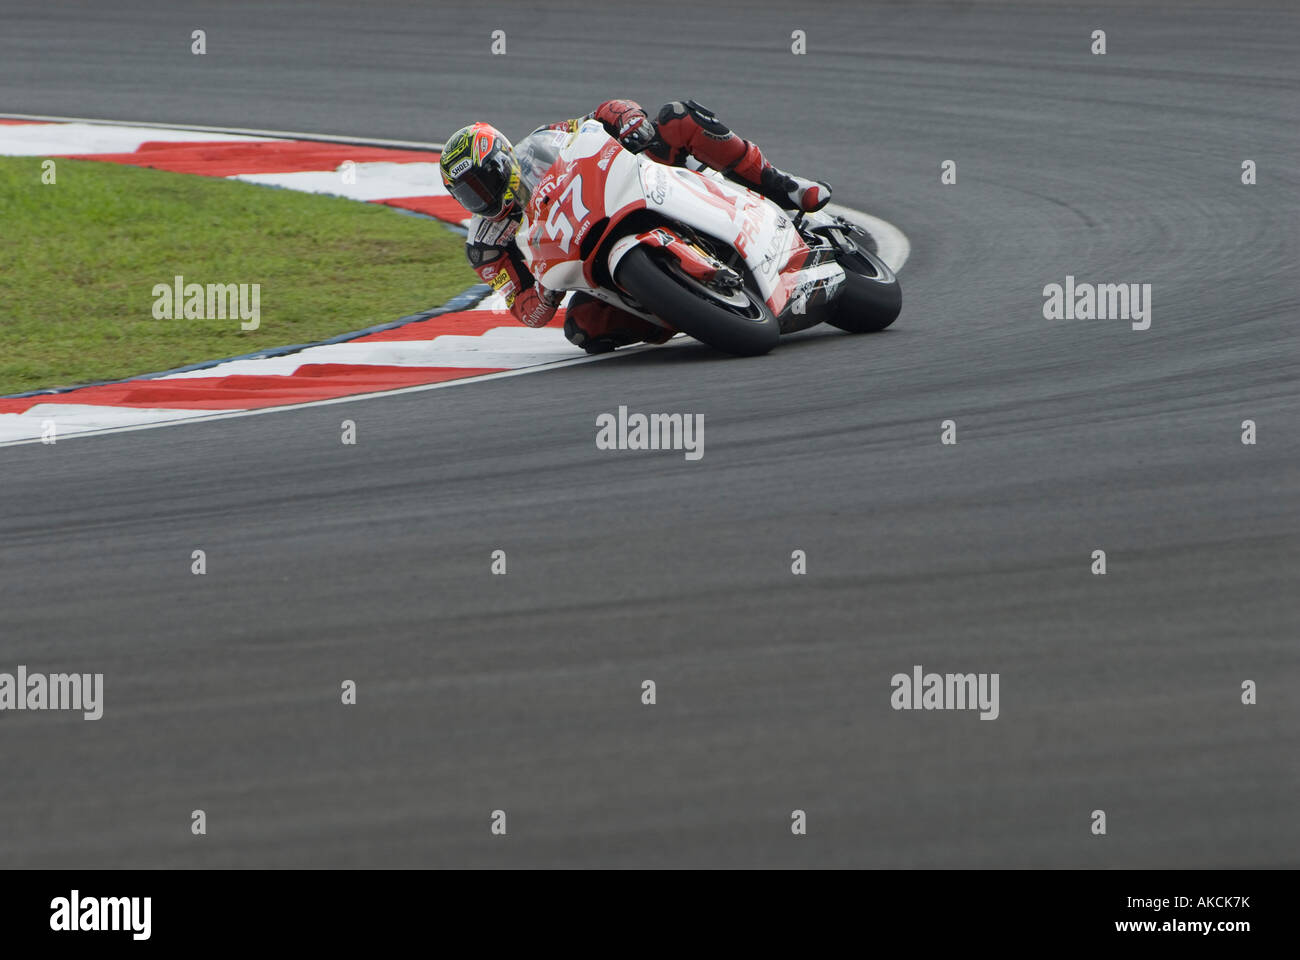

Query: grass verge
[[0, 156, 476, 394]]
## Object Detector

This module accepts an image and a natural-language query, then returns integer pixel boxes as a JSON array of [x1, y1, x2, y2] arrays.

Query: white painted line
[[0, 122, 277, 156], [0, 349, 643, 448], [158, 327, 579, 379], [0, 404, 219, 444], [0, 113, 445, 151], [230, 162, 446, 201]]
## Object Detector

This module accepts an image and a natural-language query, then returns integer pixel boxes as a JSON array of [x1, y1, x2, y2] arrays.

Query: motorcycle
[[513, 119, 901, 356]]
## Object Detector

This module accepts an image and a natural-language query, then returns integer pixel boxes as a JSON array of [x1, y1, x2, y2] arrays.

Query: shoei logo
[[448, 158, 471, 178]]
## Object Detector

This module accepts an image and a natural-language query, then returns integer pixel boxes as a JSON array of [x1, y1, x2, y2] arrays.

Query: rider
[[439, 99, 832, 353]]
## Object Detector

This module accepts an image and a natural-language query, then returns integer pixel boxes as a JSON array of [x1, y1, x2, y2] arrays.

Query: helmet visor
[[448, 161, 508, 217]]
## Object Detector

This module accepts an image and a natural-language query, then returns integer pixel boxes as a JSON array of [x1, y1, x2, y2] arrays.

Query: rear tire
[[826, 232, 902, 333], [614, 246, 779, 356]]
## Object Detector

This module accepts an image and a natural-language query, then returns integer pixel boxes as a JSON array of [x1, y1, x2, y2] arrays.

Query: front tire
[[614, 246, 779, 356], [826, 231, 902, 333]]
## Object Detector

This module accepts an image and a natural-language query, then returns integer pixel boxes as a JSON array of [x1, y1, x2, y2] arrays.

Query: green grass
[[0, 157, 476, 394]]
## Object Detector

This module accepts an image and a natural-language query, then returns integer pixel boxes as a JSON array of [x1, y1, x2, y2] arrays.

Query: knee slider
[[656, 101, 688, 125], [681, 99, 731, 136]]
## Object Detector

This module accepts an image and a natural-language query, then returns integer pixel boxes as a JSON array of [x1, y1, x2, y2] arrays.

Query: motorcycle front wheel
[[613, 246, 779, 357], [826, 230, 902, 334]]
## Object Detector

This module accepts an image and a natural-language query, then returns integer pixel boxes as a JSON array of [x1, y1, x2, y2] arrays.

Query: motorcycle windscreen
[[514, 127, 568, 195]]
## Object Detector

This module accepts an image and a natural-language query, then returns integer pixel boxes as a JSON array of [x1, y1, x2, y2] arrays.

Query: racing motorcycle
[[514, 119, 901, 356]]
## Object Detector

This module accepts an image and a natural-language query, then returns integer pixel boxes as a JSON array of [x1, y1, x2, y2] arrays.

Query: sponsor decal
[[448, 157, 471, 178], [733, 201, 765, 257], [490, 269, 514, 297], [532, 172, 558, 210], [757, 222, 790, 278], [597, 141, 620, 171], [485, 266, 519, 307], [472, 216, 514, 247], [789, 269, 844, 315], [646, 165, 669, 205]]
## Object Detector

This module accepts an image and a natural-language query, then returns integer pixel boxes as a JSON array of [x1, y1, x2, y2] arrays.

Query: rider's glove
[[593, 99, 656, 154], [515, 284, 562, 328]]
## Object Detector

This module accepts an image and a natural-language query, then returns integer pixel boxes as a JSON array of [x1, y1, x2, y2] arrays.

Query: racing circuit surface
[[1, 1, 1297, 867]]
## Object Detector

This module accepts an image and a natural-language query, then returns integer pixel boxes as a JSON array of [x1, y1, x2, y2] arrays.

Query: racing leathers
[[464, 98, 831, 353]]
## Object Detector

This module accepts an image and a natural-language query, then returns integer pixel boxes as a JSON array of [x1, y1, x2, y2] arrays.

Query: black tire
[[613, 246, 779, 356], [826, 234, 902, 333]]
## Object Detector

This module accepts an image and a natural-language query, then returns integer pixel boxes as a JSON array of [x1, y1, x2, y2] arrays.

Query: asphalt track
[[1, 1, 1297, 868]]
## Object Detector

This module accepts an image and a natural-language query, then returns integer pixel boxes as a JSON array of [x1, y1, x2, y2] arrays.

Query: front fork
[[607, 227, 742, 292]]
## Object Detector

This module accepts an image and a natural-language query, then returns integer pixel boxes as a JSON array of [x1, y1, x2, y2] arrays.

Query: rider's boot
[[725, 137, 831, 212], [564, 295, 673, 354], [757, 164, 833, 213]]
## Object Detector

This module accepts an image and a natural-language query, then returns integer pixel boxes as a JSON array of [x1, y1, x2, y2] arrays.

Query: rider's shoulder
[[465, 214, 519, 251]]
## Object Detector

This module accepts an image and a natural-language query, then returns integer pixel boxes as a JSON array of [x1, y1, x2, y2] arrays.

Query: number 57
[[545, 175, 590, 253]]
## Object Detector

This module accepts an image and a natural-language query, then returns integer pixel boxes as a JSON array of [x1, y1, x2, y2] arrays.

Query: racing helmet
[[439, 123, 522, 220]]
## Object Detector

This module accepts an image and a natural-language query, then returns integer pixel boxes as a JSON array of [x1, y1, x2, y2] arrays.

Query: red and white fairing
[[517, 120, 840, 317]]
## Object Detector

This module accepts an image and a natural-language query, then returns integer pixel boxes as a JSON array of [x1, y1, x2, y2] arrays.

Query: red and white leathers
[[463, 99, 830, 352]]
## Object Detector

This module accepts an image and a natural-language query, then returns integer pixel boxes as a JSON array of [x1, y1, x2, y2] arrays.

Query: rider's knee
[[656, 99, 731, 138]]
